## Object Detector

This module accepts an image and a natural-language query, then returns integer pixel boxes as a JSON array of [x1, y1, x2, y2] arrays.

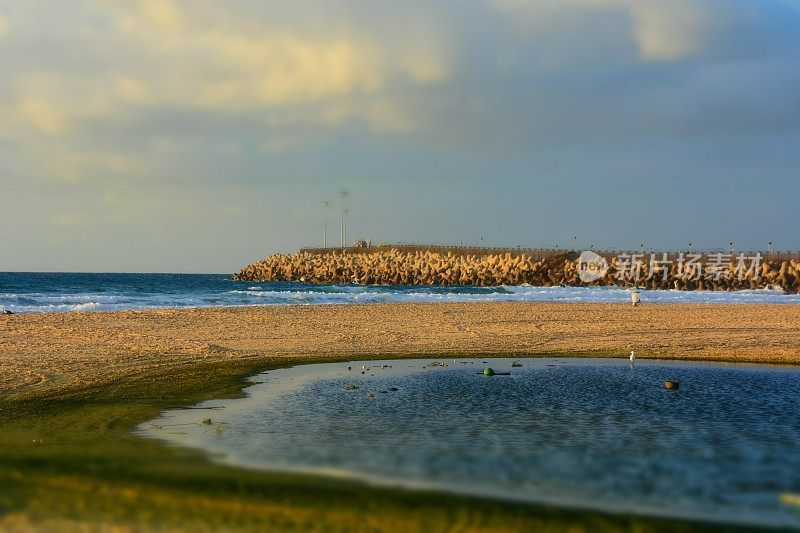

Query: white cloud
[[621, 1, 707, 60], [0, 14, 9, 38], [0, 0, 795, 192], [138, 0, 184, 31], [0, 1, 452, 181], [3, 4, 450, 133], [98, 1, 447, 110], [493, 0, 710, 61], [11, 71, 123, 135]]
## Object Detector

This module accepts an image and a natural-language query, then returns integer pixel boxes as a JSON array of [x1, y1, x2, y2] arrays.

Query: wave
[[2, 274, 800, 314]]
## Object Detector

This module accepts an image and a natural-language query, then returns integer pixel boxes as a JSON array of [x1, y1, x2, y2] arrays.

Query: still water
[[140, 358, 800, 528]]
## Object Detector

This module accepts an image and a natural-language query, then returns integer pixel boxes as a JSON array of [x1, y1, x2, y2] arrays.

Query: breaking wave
[[1, 272, 798, 314]]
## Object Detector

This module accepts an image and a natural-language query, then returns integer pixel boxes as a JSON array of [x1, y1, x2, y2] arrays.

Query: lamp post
[[343, 208, 350, 247], [339, 190, 349, 248], [322, 200, 330, 248]]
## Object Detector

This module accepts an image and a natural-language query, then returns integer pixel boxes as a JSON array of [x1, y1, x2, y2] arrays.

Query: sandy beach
[[2, 302, 799, 399]]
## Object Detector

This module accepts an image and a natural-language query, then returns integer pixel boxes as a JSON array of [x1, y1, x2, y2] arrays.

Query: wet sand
[[2, 302, 799, 398]]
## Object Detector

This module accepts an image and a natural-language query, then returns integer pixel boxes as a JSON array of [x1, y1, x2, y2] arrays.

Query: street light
[[342, 208, 350, 247], [322, 200, 331, 248], [339, 190, 349, 248]]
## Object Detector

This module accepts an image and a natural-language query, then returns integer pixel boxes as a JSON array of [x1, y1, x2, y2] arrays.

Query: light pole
[[343, 208, 350, 248], [339, 190, 349, 248], [322, 200, 330, 248]]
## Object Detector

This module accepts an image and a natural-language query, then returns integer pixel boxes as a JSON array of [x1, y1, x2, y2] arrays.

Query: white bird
[[630, 351, 635, 363]]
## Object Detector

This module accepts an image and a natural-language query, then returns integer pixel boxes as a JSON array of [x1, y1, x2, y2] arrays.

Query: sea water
[[141, 358, 800, 528], [2, 272, 799, 313]]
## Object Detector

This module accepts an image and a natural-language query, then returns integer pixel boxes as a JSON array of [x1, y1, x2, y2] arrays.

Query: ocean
[[1, 272, 799, 313]]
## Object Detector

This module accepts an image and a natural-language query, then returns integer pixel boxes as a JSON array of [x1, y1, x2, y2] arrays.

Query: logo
[[577, 251, 609, 282]]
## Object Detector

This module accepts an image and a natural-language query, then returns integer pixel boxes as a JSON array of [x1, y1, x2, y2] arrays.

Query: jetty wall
[[234, 247, 800, 292]]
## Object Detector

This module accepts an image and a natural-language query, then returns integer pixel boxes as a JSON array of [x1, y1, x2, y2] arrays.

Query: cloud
[[194, 36, 386, 108], [99, 1, 447, 110], [1, 0, 799, 191], [11, 71, 131, 135], [0, 1, 454, 183], [492, 0, 710, 61], [1, 1, 799, 271], [621, 1, 708, 60], [138, 0, 184, 31], [2, 2, 450, 151], [50, 212, 91, 228], [15, 95, 68, 135], [113, 75, 151, 105], [0, 14, 9, 38], [33, 145, 145, 182]]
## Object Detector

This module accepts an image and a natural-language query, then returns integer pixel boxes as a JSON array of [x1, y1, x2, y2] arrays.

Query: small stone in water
[[202, 418, 212, 425]]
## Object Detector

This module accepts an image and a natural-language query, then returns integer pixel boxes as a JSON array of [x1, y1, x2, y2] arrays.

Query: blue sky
[[1, 1, 799, 272]]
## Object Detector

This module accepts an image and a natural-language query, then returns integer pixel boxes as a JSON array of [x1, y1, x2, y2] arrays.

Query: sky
[[1, 0, 799, 273]]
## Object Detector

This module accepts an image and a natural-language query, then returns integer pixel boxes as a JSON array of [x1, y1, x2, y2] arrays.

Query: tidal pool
[[140, 358, 800, 528]]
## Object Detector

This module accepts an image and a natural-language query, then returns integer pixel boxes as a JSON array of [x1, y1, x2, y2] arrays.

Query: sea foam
[[1, 272, 798, 314]]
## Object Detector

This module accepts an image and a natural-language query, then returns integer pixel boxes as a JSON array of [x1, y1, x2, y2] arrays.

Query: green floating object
[[483, 367, 495, 376]]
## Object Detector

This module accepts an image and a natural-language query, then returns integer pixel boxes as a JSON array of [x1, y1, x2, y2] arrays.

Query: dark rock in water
[[511, 361, 523, 367], [2, 310, 13, 315], [202, 418, 212, 425], [389, 387, 399, 392], [664, 380, 680, 390]]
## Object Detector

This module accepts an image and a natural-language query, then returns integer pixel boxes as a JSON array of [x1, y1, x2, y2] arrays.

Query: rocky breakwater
[[233, 249, 800, 293]]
